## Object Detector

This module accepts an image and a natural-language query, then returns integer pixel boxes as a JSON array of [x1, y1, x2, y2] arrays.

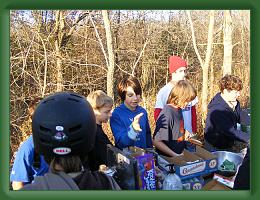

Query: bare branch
[[131, 38, 149, 76], [89, 12, 109, 67], [115, 63, 132, 76], [186, 10, 204, 66], [204, 10, 215, 70], [67, 11, 89, 37], [35, 31, 48, 97]]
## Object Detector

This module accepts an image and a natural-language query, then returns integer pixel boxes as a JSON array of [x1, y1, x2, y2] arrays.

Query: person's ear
[[93, 109, 99, 116]]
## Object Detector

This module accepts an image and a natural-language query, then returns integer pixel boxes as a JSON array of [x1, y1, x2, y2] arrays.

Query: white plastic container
[[162, 164, 183, 190]]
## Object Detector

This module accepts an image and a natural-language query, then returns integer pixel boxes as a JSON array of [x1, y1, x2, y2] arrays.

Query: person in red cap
[[154, 56, 198, 135]]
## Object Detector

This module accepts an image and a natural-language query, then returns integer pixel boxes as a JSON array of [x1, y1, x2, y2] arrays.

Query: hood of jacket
[[208, 92, 234, 112]]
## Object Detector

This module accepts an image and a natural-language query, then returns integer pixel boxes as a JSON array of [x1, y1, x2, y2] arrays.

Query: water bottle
[[162, 164, 183, 190]]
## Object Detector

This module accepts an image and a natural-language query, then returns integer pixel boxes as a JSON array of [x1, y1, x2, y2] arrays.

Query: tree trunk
[[201, 10, 215, 123], [187, 10, 215, 127], [102, 10, 115, 101], [114, 10, 121, 66], [54, 11, 64, 92], [55, 47, 63, 92], [54, 11, 89, 92], [223, 10, 233, 76], [209, 60, 214, 100]]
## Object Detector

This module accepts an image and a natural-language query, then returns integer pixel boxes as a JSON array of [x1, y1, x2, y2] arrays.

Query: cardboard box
[[157, 146, 218, 180], [107, 145, 140, 190], [107, 145, 156, 190], [202, 179, 231, 190], [213, 173, 236, 188], [182, 176, 204, 190]]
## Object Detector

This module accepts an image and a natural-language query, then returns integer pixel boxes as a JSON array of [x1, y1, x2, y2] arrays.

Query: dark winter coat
[[204, 93, 250, 149], [21, 170, 120, 190]]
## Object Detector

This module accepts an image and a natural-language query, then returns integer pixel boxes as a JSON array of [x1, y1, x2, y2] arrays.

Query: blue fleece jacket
[[204, 92, 250, 149], [10, 135, 49, 184], [110, 103, 152, 149]]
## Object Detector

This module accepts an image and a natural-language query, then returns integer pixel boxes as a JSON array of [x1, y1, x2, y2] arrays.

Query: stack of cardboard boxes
[[157, 146, 219, 190]]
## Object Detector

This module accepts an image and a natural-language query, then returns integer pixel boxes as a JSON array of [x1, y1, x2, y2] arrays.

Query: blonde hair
[[167, 80, 197, 107], [87, 90, 113, 110]]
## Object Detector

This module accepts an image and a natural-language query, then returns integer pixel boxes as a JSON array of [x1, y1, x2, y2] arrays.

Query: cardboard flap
[[195, 146, 217, 159], [157, 147, 218, 180], [183, 149, 202, 162], [128, 146, 146, 157], [161, 151, 202, 166], [161, 155, 187, 165], [202, 179, 231, 190]]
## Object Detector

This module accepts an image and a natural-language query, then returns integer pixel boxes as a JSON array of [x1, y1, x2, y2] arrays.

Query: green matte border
[[1, 0, 259, 200]]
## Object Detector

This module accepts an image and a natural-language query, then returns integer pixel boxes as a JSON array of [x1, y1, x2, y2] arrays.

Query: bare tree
[[53, 10, 88, 91], [53, 11, 65, 91], [102, 10, 115, 100], [223, 10, 233, 76], [187, 10, 215, 125]]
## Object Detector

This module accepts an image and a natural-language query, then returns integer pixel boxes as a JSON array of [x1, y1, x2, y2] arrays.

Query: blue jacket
[[110, 103, 152, 149], [10, 135, 49, 184], [204, 93, 250, 149]]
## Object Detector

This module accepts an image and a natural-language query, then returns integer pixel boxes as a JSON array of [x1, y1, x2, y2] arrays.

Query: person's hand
[[154, 166, 165, 189], [184, 130, 193, 140], [132, 112, 144, 132], [155, 166, 165, 179], [176, 152, 184, 157], [171, 152, 184, 157]]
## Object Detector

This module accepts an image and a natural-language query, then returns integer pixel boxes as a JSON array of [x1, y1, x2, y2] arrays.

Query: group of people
[[10, 55, 250, 190]]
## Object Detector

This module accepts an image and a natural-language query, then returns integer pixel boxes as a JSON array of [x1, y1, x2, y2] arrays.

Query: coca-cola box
[[157, 146, 218, 180]]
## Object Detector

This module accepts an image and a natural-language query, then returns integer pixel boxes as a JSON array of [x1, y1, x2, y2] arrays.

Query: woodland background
[[10, 10, 250, 164]]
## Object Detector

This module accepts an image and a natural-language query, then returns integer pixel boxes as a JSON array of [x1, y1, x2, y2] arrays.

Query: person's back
[[22, 171, 80, 190], [21, 91, 120, 190], [10, 135, 49, 189], [10, 97, 49, 190], [23, 160, 120, 190]]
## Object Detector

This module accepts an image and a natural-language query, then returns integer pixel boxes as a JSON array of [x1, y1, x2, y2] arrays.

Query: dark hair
[[218, 74, 243, 92], [28, 97, 43, 118], [49, 155, 83, 174], [167, 80, 197, 107], [117, 76, 142, 101]]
